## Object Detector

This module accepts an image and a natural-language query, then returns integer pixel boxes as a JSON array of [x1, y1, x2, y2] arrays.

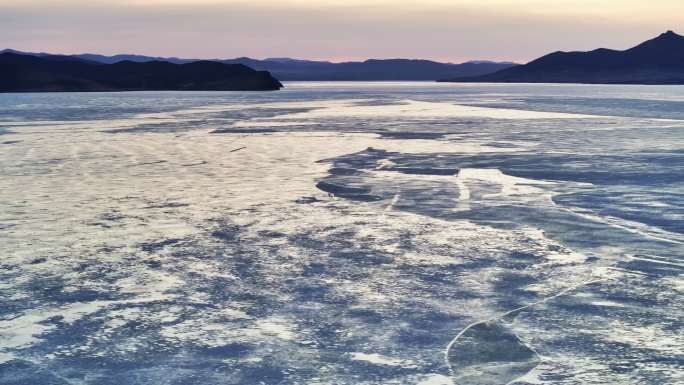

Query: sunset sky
[[1, 0, 682, 62]]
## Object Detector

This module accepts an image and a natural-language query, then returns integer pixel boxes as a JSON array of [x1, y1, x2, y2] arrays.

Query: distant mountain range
[[0, 49, 517, 81], [0, 52, 282, 92], [442, 31, 684, 84], [218, 58, 517, 81], [8, 30, 682, 88]]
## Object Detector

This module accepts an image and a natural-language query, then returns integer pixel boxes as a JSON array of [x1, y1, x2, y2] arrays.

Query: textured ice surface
[[1, 83, 683, 384]]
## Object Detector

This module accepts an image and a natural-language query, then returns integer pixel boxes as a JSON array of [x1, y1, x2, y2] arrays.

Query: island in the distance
[[440, 30, 684, 84], [0, 52, 283, 92]]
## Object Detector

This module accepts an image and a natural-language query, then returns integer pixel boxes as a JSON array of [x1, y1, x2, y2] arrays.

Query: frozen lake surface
[[1, 82, 683, 384]]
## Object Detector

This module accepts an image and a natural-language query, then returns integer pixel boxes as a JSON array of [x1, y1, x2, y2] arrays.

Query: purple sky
[[1, 1, 682, 63]]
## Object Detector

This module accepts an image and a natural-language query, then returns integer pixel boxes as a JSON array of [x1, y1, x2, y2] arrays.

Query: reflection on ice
[[259, 99, 604, 121]]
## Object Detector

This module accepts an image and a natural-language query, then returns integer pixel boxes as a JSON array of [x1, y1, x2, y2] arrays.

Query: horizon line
[[0, 48, 522, 65]]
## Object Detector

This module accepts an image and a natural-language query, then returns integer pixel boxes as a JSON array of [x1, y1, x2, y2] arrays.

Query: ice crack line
[[444, 277, 606, 378]]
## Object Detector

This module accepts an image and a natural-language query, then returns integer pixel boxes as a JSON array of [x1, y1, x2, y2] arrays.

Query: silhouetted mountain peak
[[629, 30, 684, 51], [653, 30, 683, 42], [443, 31, 684, 84]]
